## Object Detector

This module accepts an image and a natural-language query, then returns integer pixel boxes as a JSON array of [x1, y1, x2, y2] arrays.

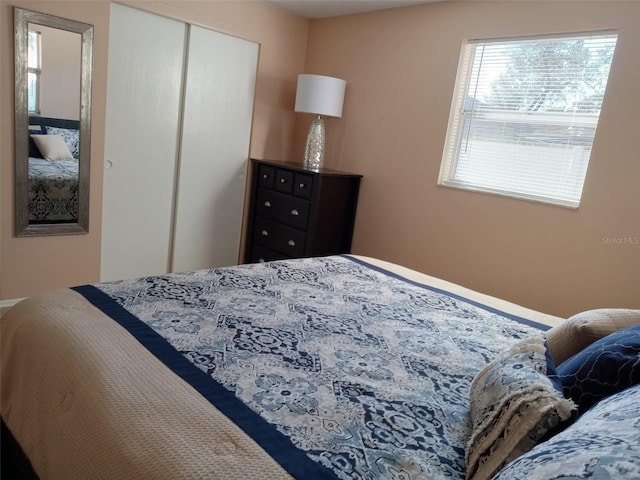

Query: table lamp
[[294, 74, 346, 170]]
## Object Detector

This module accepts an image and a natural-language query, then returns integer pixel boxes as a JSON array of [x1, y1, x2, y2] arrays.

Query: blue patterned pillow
[[493, 383, 640, 479], [45, 126, 79, 159], [466, 335, 576, 480], [557, 322, 640, 414]]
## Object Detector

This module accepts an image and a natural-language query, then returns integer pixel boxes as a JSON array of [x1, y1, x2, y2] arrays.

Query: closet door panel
[[172, 26, 259, 272], [101, 4, 186, 281]]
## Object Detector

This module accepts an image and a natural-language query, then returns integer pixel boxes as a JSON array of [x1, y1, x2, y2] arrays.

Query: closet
[[101, 3, 258, 281]]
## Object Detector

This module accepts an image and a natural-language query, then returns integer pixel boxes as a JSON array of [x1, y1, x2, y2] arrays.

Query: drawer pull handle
[[291, 209, 299, 216], [287, 240, 296, 247], [264, 201, 271, 207], [299, 183, 306, 189], [280, 178, 287, 184], [261, 230, 269, 236], [262, 174, 269, 179]]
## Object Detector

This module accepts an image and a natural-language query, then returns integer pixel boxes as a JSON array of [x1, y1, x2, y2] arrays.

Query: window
[[28, 30, 41, 114], [439, 32, 618, 208]]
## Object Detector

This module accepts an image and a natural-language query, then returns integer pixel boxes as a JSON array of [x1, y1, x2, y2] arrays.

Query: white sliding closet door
[[172, 27, 258, 272], [101, 4, 186, 281], [102, 4, 259, 281]]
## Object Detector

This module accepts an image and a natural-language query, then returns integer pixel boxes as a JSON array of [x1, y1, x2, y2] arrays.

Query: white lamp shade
[[294, 74, 346, 118]]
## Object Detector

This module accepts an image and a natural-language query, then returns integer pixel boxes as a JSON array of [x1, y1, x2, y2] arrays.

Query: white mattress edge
[[349, 255, 563, 328]]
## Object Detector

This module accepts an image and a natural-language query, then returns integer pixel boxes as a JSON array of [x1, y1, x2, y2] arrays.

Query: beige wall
[[1, 0, 109, 301], [2, 0, 638, 318], [301, 0, 640, 317], [38, 24, 81, 120], [0, 0, 307, 300]]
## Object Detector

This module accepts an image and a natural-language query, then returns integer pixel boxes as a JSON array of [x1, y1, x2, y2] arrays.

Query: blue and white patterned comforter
[[84, 255, 547, 480], [28, 157, 79, 222]]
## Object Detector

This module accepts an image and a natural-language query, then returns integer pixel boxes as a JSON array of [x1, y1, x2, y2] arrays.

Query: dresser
[[244, 159, 362, 263]]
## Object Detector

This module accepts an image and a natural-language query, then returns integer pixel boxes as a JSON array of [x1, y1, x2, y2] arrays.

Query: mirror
[[14, 8, 93, 236]]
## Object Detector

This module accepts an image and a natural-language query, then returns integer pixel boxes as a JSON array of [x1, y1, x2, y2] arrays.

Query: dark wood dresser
[[244, 159, 362, 263]]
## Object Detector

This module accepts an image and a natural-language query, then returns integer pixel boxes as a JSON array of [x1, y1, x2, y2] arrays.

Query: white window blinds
[[439, 32, 618, 208]]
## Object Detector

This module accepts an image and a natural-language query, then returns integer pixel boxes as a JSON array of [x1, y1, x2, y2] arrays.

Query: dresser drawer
[[250, 244, 287, 263], [274, 169, 294, 194], [253, 217, 306, 256], [293, 173, 313, 199], [258, 164, 275, 189], [256, 189, 310, 231]]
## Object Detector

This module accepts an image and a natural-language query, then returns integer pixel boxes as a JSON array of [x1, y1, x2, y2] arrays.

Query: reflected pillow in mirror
[[31, 134, 74, 161], [45, 126, 79, 159]]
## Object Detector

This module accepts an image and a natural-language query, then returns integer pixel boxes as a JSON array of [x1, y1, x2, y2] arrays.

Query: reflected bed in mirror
[[14, 8, 93, 236], [28, 116, 80, 224]]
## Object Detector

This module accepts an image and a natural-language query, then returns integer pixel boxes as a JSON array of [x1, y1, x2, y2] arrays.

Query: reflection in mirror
[[14, 8, 93, 236]]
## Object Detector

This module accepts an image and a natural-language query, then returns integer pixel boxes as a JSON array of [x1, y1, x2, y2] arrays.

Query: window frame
[[27, 29, 41, 114], [438, 31, 618, 209]]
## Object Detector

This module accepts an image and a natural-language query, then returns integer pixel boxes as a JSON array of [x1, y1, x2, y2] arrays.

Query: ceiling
[[264, 0, 443, 19]]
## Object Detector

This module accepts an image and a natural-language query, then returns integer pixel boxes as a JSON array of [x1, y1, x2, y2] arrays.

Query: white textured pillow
[[31, 134, 74, 160], [546, 309, 640, 365]]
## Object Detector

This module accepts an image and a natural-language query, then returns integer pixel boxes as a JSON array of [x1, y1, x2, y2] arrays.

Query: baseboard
[[1, 298, 24, 308], [0, 298, 24, 310]]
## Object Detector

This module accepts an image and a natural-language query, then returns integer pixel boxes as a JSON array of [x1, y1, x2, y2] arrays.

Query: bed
[[27, 116, 80, 223], [2, 255, 639, 479]]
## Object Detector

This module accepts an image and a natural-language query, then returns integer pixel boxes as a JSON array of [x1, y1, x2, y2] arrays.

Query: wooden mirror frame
[[14, 7, 93, 236]]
